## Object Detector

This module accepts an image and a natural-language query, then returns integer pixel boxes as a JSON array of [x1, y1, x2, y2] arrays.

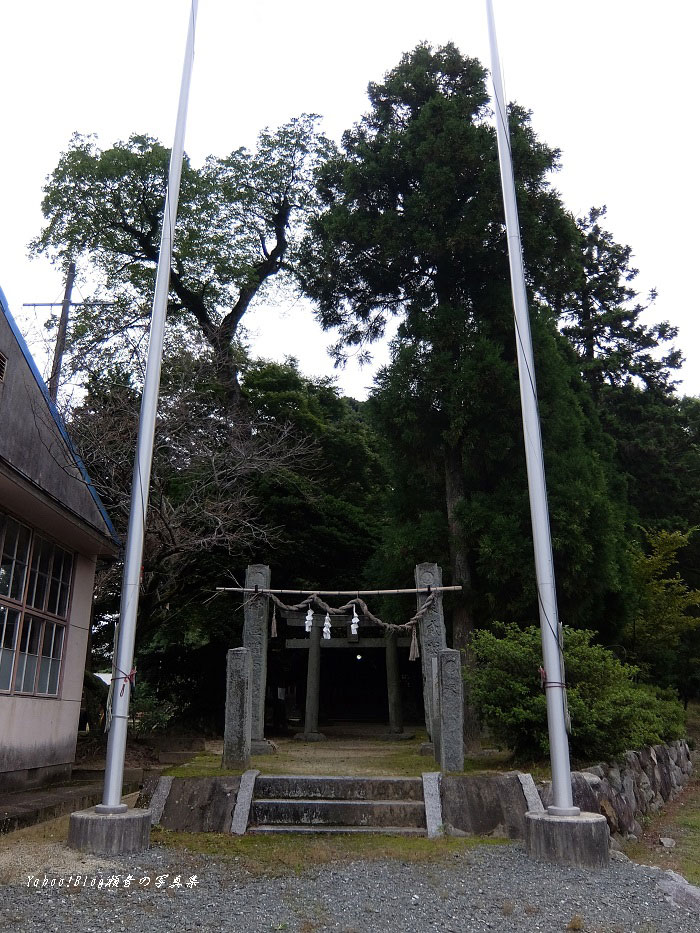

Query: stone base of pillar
[[526, 810, 610, 869], [293, 731, 326, 742], [380, 731, 416, 741], [68, 806, 151, 855], [251, 739, 277, 755]]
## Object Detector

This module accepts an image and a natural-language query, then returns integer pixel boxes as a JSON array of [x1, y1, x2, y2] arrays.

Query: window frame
[[0, 511, 74, 699]]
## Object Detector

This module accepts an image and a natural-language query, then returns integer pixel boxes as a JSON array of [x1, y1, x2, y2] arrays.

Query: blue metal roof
[[0, 283, 120, 547]]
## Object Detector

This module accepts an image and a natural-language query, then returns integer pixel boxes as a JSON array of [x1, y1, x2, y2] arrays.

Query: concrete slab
[[0, 776, 141, 835]]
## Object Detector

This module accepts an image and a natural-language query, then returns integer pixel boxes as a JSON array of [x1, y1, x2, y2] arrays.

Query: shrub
[[129, 683, 178, 735], [471, 623, 685, 761]]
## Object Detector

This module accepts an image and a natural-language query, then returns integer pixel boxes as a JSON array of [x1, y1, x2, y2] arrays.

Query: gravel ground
[[1, 841, 698, 933]]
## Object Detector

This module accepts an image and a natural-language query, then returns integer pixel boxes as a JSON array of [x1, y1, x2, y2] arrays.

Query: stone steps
[[249, 824, 427, 836], [251, 797, 426, 828], [248, 775, 427, 835], [255, 775, 424, 801]]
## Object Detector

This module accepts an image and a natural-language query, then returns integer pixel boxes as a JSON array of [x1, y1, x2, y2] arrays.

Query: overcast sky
[[1, 0, 697, 399]]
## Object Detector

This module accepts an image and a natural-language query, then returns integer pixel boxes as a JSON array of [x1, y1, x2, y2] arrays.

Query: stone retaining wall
[[137, 775, 241, 832], [538, 740, 693, 840]]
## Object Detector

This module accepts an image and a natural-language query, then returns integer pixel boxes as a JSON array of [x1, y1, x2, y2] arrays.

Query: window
[[0, 511, 73, 697], [0, 515, 31, 603], [26, 536, 72, 618], [15, 616, 64, 695], [0, 605, 19, 690], [0, 351, 6, 382]]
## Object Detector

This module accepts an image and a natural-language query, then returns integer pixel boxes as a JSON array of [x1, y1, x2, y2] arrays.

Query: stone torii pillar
[[295, 615, 325, 741], [242, 564, 274, 754], [415, 562, 447, 742], [385, 629, 403, 735]]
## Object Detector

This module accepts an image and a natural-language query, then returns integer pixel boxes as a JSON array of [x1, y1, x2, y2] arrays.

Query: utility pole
[[48, 261, 76, 402], [24, 265, 112, 404]]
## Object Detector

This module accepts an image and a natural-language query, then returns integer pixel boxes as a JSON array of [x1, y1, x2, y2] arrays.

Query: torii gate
[[221, 562, 465, 772]]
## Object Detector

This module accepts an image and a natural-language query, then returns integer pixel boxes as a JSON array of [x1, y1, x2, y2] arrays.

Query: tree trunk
[[444, 441, 481, 753]]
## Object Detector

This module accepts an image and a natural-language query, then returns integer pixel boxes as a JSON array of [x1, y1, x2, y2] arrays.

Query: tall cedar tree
[[299, 45, 632, 741], [562, 207, 681, 395]]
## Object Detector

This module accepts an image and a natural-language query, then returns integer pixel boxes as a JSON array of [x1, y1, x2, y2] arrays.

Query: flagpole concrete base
[[68, 806, 151, 855], [525, 810, 609, 869]]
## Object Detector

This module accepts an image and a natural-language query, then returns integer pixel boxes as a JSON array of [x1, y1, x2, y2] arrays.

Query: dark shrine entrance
[[234, 562, 457, 752], [319, 647, 424, 723], [321, 648, 389, 722], [265, 611, 424, 734], [267, 644, 424, 730]]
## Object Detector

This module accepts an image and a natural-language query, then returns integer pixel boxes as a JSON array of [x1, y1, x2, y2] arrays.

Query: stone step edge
[[255, 773, 423, 779], [253, 797, 426, 807], [248, 824, 427, 836], [253, 777, 425, 801], [255, 774, 423, 783]]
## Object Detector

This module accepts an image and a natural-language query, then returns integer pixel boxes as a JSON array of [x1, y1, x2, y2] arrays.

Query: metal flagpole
[[485, 0, 578, 816], [97, 0, 199, 813]]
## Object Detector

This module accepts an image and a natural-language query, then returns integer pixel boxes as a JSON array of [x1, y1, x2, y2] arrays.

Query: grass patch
[[624, 771, 700, 884], [151, 826, 507, 877], [164, 735, 540, 779], [622, 701, 698, 881], [252, 746, 429, 778], [164, 756, 243, 778]]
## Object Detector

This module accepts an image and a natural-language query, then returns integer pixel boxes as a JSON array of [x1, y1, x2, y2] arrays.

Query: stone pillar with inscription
[[223, 648, 252, 769], [438, 648, 464, 772], [414, 562, 447, 742], [431, 655, 441, 764], [242, 564, 274, 754]]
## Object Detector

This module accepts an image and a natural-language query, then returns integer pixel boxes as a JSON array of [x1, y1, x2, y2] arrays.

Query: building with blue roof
[[0, 285, 119, 791]]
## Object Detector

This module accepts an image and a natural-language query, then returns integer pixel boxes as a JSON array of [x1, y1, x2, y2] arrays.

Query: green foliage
[[129, 682, 178, 735], [561, 207, 681, 393], [471, 624, 685, 761], [34, 45, 700, 731], [301, 42, 633, 637], [32, 119, 334, 403], [601, 387, 700, 577], [242, 359, 388, 589], [626, 529, 700, 700], [76, 355, 389, 727]]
